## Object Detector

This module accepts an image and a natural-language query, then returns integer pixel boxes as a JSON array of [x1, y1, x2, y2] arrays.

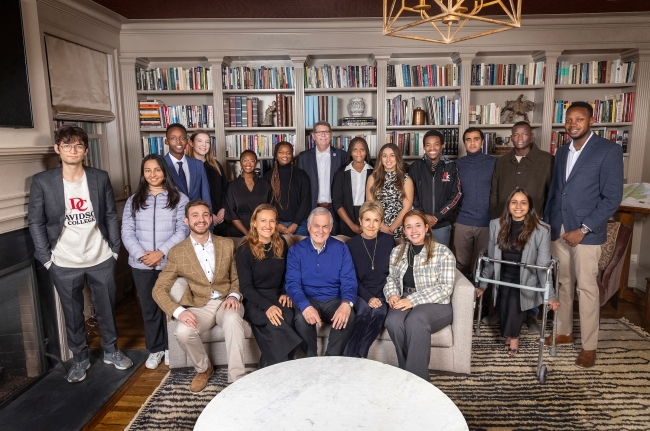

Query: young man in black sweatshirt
[[408, 130, 462, 247]]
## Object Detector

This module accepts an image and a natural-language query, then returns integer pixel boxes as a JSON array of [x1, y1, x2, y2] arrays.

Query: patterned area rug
[[126, 319, 650, 431]]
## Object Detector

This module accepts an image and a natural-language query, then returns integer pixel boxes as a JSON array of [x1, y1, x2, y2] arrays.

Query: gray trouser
[[48, 257, 118, 362], [385, 303, 453, 381], [453, 223, 489, 277]]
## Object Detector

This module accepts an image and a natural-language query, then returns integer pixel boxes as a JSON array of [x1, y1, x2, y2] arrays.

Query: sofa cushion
[[598, 222, 620, 271], [315, 323, 453, 348]]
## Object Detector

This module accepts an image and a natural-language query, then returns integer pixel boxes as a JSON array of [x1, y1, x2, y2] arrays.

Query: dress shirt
[[172, 234, 240, 319], [316, 147, 331, 203], [169, 153, 191, 192], [345, 162, 373, 206], [566, 132, 594, 181], [311, 237, 327, 254]]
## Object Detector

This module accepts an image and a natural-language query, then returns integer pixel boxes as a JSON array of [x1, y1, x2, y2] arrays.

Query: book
[[136, 66, 212, 90]]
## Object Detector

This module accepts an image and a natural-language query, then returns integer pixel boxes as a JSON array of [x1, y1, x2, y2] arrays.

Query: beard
[[189, 223, 210, 235]]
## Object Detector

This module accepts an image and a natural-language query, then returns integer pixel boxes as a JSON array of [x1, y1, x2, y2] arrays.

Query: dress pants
[[294, 298, 355, 357], [48, 257, 118, 362], [453, 223, 489, 277], [343, 297, 387, 358], [497, 282, 526, 339], [175, 298, 246, 383], [552, 225, 602, 350], [385, 303, 453, 381], [432, 225, 452, 248], [131, 268, 167, 353]]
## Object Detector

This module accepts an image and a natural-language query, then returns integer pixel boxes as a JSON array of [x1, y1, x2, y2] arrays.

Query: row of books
[[222, 66, 294, 90], [226, 134, 296, 158], [386, 95, 461, 126], [304, 95, 338, 128], [386, 128, 460, 157], [553, 92, 634, 124], [135, 67, 212, 91], [551, 129, 630, 155], [139, 100, 215, 129], [307, 134, 378, 156], [482, 132, 501, 155], [305, 65, 376, 89], [387, 63, 461, 88], [469, 104, 503, 125], [554, 60, 635, 85], [471, 62, 545, 86], [224, 96, 259, 128]]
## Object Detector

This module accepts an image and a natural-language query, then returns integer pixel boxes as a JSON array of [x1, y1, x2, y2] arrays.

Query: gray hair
[[312, 121, 332, 132], [307, 207, 334, 226]]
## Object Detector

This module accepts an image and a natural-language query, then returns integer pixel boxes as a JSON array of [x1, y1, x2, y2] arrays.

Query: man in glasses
[[298, 121, 347, 235], [163, 123, 211, 207], [485, 121, 554, 333], [28, 126, 133, 383]]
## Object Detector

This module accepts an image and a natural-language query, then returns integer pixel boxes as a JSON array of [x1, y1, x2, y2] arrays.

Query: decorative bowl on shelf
[[347, 97, 366, 117]]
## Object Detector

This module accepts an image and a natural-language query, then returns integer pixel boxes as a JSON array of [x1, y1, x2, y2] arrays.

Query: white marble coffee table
[[194, 356, 468, 431]]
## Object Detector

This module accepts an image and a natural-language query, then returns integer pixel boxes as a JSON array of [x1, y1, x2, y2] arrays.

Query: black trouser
[[48, 257, 118, 362], [294, 298, 355, 357], [497, 276, 526, 339], [131, 268, 168, 353], [385, 303, 453, 381], [343, 296, 387, 358]]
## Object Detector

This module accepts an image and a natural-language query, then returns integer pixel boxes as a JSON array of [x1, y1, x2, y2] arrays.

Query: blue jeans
[[432, 225, 452, 247], [343, 297, 388, 358], [279, 219, 308, 236]]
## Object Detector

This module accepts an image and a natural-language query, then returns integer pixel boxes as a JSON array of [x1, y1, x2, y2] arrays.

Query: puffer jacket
[[121, 191, 189, 270]]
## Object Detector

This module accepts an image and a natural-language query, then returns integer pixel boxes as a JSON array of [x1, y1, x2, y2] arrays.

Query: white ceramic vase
[[347, 97, 366, 117]]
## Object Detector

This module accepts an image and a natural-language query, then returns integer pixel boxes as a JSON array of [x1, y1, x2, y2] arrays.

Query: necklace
[[262, 241, 272, 252], [407, 244, 417, 268], [361, 236, 378, 270]]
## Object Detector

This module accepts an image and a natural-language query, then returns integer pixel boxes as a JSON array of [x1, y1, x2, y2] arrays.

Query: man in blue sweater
[[454, 127, 497, 278], [286, 207, 358, 357]]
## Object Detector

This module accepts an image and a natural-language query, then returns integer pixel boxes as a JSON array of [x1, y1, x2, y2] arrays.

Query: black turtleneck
[[264, 163, 312, 225], [501, 219, 524, 281]]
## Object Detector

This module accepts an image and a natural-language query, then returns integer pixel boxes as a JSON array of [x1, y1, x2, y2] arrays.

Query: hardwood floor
[[84, 292, 649, 430]]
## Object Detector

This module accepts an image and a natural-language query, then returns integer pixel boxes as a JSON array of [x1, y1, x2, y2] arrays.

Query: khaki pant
[[453, 223, 490, 276], [552, 226, 602, 350], [175, 298, 246, 382]]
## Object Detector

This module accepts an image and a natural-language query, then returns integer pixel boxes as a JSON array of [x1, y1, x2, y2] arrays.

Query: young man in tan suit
[[153, 199, 245, 392]]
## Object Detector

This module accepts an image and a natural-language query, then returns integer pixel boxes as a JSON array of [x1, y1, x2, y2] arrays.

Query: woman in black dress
[[263, 142, 311, 236], [189, 130, 228, 236], [236, 203, 302, 367], [332, 137, 373, 238], [225, 150, 271, 236]]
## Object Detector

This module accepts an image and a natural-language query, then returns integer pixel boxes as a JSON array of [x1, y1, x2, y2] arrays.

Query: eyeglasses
[[313, 131, 331, 136], [167, 136, 188, 143], [58, 143, 86, 152]]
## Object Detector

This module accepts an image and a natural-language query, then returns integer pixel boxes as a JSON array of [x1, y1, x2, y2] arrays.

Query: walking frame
[[473, 251, 560, 384]]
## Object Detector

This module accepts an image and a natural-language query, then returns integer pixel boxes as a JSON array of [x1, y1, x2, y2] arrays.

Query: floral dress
[[379, 171, 407, 238]]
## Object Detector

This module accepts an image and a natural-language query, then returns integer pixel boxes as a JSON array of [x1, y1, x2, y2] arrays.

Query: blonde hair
[[242, 204, 285, 260], [189, 130, 223, 176], [359, 200, 384, 223]]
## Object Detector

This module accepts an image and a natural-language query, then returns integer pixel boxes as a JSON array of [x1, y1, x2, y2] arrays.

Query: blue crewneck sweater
[[455, 151, 496, 227]]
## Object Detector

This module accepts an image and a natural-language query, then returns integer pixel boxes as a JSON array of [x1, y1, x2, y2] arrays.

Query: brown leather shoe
[[540, 333, 574, 345], [575, 349, 597, 368], [190, 363, 214, 393]]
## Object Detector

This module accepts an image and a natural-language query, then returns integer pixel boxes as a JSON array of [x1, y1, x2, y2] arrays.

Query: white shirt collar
[[345, 162, 373, 172], [316, 146, 331, 155], [310, 237, 327, 254], [190, 234, 212, 248], [569, 132, 594, 153]]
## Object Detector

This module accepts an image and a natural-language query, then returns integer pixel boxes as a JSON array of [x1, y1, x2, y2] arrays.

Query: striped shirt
[[383, 242, 456, 306]]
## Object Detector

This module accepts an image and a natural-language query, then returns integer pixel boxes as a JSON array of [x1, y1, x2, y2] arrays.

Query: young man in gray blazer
[[28, 126, 133, 382], [544, 101, 624, 368], [298, 121, 347, 235]]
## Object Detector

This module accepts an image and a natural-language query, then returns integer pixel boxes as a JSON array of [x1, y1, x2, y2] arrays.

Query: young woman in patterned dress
[[366, 143, 414, 238]]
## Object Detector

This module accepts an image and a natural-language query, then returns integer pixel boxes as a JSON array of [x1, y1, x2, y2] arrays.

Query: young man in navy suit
[[298, 121, 347, 235], [544, 101, 624, 368], [164, 123, 211, 209]]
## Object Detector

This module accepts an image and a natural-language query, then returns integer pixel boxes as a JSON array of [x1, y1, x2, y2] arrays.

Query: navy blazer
[[544, 134, 623, 245], [164, 153, 211, 210], [298, 146, 348, 210], [28, 166, 120, 266]]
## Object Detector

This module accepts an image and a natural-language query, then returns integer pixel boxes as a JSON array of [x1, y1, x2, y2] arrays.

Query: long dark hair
[[347, 137, 372, 165], [392, 210, 435, 265], [496, 188, 546, 251], [370, 143, 407, 200], [131, 154, 181, 214], [270, 142, 294, 209]]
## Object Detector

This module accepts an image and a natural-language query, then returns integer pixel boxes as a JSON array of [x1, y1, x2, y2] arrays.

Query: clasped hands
[[139, 250, 164, 267], [562, 228, 585, 247], [266, 294, 293, 326], [302, 302, 351, 329], [387, 295, 412, 311]]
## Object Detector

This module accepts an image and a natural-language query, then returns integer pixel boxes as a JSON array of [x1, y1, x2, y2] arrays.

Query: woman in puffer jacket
[[122, 154, 189, 369]]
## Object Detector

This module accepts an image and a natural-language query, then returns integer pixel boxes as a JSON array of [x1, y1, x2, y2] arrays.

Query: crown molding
[[38, 0, 124, 32], [0, 146, 56, 164]]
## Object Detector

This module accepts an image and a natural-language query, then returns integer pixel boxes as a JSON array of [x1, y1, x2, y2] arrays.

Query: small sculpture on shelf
[[501, 94, 534, 123], [261, 101, 277, 126]]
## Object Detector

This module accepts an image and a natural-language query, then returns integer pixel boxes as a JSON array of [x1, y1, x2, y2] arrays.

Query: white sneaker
[[145, 351, 165, 370], [164, 350, 169, 366]]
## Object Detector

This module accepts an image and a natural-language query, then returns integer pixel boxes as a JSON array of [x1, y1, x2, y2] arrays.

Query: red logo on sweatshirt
[[69, 198, 88, 212], [441, 172, 450, 182]]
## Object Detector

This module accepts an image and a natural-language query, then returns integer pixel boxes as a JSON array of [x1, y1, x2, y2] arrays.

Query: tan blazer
[[153, 234, 240, 317]]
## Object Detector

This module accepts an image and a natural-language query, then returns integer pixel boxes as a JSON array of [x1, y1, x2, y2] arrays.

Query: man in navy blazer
[[298, 121, 347, 234], [163, 123, 211, 210], [544, 101, 623, 368]]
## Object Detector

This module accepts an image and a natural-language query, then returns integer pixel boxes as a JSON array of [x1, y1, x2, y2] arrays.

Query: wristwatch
[[345, 301, 354, 308], [580, 224, 591, 235]]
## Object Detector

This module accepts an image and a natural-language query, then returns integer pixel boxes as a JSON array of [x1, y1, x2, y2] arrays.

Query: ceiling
[[92, 0, 650, 20]]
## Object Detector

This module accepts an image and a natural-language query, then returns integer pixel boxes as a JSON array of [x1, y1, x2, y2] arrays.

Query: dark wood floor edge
[[81, 363, 147, 431]]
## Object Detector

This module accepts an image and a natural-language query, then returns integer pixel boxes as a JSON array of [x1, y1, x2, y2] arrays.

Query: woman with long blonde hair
[[366, 143, 414, 238], [236, 204, 302, 367]]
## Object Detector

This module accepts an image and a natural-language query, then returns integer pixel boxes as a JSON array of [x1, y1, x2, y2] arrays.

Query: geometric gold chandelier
[[383, 0, 522, 44]]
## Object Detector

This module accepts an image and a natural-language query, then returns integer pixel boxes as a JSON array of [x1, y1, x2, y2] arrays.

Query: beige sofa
[[167, 235, 476, 374]]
